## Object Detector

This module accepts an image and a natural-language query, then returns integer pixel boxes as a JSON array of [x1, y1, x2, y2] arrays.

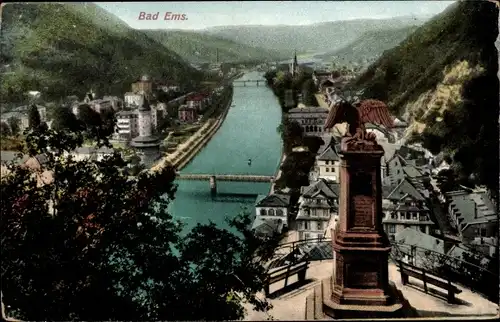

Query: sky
[[96, 1, 456, 30]]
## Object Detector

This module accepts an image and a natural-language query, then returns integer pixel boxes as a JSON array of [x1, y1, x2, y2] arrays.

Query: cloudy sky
[[96, 1, 455, 30]]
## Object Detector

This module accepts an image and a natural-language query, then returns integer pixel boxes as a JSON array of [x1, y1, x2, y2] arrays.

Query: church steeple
[[290, 50, 299, 76]]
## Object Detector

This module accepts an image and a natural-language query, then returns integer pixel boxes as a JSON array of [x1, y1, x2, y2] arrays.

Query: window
[[304, 221, 310, 230], [406, 212, 411, 220], [412, 213, 418, 220], [326, 168, 330, 172], [317, 221, 323, 230], [268, 209, 275, 216], [276, 209, 284, 217], [391, 212, 398, 220], [326, 161, 330, 165], [260, 209, 266, 216], [388, 224, 396, 233]]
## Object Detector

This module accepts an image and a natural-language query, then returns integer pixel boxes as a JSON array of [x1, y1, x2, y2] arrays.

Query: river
[[168, 71, 283, 232]]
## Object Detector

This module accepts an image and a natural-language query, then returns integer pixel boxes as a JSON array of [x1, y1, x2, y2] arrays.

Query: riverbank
[[151, 89, 233, 172], [174, 95, 232, 170]]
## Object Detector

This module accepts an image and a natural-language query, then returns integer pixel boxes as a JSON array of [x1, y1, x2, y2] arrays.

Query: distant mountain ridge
[[143, 29, 290, 64], [201, 16, 430, 52]]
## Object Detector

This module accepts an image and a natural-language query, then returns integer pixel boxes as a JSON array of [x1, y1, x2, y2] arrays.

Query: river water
[[168, 71, 283, 232]]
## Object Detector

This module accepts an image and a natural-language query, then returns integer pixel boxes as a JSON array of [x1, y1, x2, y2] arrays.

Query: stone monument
[[305, 99, 412, 319]]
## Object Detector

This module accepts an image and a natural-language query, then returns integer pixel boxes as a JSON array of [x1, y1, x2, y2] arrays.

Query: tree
[[51, 106, 81, 132], [27, 104, 41, 130], [7, 117, 20, 136], [1, 125, 279, 321], [0, 122, 11, 136], [301, 79, 318, 106], [435, 168, 459, 193]]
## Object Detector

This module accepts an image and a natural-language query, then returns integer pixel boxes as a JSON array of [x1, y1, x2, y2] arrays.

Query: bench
[[264, 260, 309, 297], [398, 261, 462, 303]]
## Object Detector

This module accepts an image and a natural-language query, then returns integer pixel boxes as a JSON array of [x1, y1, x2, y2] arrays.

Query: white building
[[124, 92, 144, 107], [382, 178, 435, 240], [66, 146, 115, 162], [287, 106, 329, 137], [254, 193, 291, 230], [296, 179, 339, 241], [310, 136, 341, 183], [115, 110, 139, 140]]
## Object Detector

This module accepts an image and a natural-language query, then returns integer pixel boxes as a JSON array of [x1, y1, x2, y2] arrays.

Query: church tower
[[290, 50, 299, 76]]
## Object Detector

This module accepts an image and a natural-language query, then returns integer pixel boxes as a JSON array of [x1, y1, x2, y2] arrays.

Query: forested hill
[[315, 25, 419, 67], [0, 3, 204, 103], [352, 0, 499, 195], [143, 30, 289, 64]]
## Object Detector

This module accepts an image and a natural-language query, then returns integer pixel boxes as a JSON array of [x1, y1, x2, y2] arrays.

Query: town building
[[114, 110, 139, 140], [446, 189, 498, 247], [130, 97, 161, 167], [124, 92, 144, 108], [88, 99, 113, 114], [296, 179, 339, 240], [66, 146, 115, 162], [0, 105, 47, 133], [286, 106, 329, 137], [186, 94, 205, 112], [254, 193, 291, 231], [131, 75, 153, 96], [309, 136, 341, 183], [102, 96, 124, 111], [178, 105, 198, 123], [382, 178, 436, 240]]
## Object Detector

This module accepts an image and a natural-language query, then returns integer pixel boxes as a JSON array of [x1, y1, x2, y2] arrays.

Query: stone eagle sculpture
[[324, 98, 394, 142]]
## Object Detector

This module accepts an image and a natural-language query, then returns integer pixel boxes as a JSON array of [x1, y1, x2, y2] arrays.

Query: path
[[243, 260, 498, 320]]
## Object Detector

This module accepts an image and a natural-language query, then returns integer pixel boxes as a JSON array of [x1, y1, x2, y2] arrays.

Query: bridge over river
[[233, 79, 266, 86], [176, 173, 275, 194], [168, 71, 282, 232]]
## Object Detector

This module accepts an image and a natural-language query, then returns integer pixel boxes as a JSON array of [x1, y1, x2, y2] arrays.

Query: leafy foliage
[[27, 104, 41, 129], [1, 125, 279, 320], [6, 117, 20, 136]]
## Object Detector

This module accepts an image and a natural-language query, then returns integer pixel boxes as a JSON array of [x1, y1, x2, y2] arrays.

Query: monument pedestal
[[305, 137, 414, 320]]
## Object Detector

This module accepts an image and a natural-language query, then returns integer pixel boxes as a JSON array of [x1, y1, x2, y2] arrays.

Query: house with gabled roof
[[382, 178, 436, 240], [296, 179, 339, 240], [254, 193, 291, 231], [446, 190, 498, 246], [309, 136, 341, 183]]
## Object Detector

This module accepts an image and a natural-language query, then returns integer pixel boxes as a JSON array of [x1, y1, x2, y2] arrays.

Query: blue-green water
[[168, 72, 283, 231]]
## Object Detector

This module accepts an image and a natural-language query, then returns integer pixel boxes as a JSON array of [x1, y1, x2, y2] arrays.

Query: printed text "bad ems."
[[138, 12, 188, 21]]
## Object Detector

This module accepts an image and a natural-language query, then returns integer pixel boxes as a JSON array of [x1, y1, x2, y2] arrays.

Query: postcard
[[0, 1, 498, 321]]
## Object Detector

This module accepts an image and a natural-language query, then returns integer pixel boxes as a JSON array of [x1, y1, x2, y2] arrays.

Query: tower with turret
[[131, 95, 161, 168]]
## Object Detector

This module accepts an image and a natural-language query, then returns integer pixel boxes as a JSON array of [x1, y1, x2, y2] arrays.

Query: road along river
[[168, 71, 283, 232]]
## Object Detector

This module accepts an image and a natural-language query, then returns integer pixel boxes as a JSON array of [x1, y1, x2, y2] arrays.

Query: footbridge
[[175, 172, 274, 194], [233, 79, 265, 87]]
